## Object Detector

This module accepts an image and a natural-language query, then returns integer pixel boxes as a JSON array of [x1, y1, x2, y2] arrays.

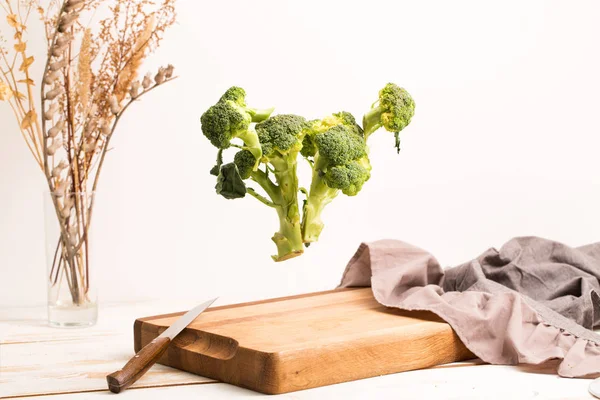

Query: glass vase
[[44, 191, 98, 327]]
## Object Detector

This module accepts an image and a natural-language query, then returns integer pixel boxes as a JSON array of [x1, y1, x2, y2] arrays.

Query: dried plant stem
[[6, 99, 42, 164], [41, 0, 68, 189], [53, 256, 63, 286], [49, 238, 62, 283], [19, 44, 43, 157], [39, 1, 85, 305], [2, 1, 44, 167], [40, 5, 85, 306], [0, 61, 43, 166], [2, 0, 177, 308]]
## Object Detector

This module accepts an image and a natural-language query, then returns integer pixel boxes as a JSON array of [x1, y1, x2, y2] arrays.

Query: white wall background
[[1, 0, 600, 307]]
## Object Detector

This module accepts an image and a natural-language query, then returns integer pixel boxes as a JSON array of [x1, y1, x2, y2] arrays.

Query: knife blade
[[106, 297, 217, 393]]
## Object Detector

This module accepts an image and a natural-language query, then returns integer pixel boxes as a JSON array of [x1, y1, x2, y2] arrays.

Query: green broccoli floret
[[201, 101, 251, 149], [362, 83, 415, 152], [315, 125, 366, 165], [323, 160, 370, 196], [301, 112, 363, 158], [201, 87, 274, 170], [331, 111, 364, 137], [301, 120, 371, 244], [233, 149, 256, 180], [300, 134, 317, 158], [256, 114, 307, 157], [219, 86, 275, 122], [218, 86, 246, 104]]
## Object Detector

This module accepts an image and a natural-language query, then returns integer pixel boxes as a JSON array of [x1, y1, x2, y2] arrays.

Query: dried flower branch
[[0, 78, 12, 100], [77, 28, 91, 115], [0, 0, 177, 307]]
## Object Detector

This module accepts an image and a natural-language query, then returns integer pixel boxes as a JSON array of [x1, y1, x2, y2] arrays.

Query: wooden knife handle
[[106, 336, 170, 393]]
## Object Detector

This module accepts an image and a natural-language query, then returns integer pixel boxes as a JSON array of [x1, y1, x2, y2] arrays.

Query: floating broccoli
[[200, 84, 415, 261]]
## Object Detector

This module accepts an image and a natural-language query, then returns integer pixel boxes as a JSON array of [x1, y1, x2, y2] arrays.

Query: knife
[[106, 297, 218, 393]]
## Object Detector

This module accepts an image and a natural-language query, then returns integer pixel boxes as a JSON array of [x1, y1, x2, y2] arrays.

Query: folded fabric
[[338, 237, 600, 378]]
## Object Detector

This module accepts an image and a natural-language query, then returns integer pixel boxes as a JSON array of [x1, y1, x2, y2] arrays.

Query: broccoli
[[362, 83, 415, 152], [201, 86, 274, 170], [233, 148, 256, 179], [218, 86, 275, 122], [200, 84, 415, 262]]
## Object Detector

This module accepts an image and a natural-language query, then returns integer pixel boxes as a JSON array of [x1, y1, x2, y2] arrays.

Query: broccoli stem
[[269, 155, 304, 261], [249, 107, 276, 123], [272, 206, 304, 261], [250, 169, 280, 203], [301, 179, 338, 244], [301, 154, 339, 244], [247, 187, 276, 207], [362, 105, 383, 140], [249, 159, 304, 261], [237, 129, 262, 170]]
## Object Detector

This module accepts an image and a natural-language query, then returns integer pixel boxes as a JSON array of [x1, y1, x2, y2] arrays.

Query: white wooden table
[[1, 299, 598, 400]]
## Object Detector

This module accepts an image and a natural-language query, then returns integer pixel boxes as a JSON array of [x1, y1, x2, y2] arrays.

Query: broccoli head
[[201, 87, 275, 170], [301, 111, 363, 158], [300, 134, 317, 158], [329, 111, 364, 137], [255, 114, 307, 158], [233, 149, 256, 180], [305, 111, 363, 137], [201, 101, 251, 149], [323, 160, 370, 196], [362, 83, 415, 152], [218, 86, 246, 104], [311, 123, 371, 196], [219, 86, 275, 122], [314, 125, 367, 166]]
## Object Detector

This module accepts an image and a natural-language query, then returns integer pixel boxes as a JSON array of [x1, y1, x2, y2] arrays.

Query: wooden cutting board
[[134, 288, 474, 394]]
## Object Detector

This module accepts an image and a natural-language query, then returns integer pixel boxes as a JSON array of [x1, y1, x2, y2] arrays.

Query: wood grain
[[0, 300, 216, 399], [135, 288, 475, 394]]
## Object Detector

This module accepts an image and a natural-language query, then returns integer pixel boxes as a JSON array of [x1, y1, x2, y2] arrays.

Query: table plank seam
[[1, 380, 221, 399], [1, 336, 117, 346]]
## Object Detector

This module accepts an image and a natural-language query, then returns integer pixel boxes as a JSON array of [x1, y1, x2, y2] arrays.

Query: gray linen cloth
[[339, 236, 600, 377]]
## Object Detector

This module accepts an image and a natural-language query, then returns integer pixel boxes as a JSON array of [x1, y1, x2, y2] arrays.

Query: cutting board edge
[[134, 316, 475, 395], [135, 287, 364, 325]]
